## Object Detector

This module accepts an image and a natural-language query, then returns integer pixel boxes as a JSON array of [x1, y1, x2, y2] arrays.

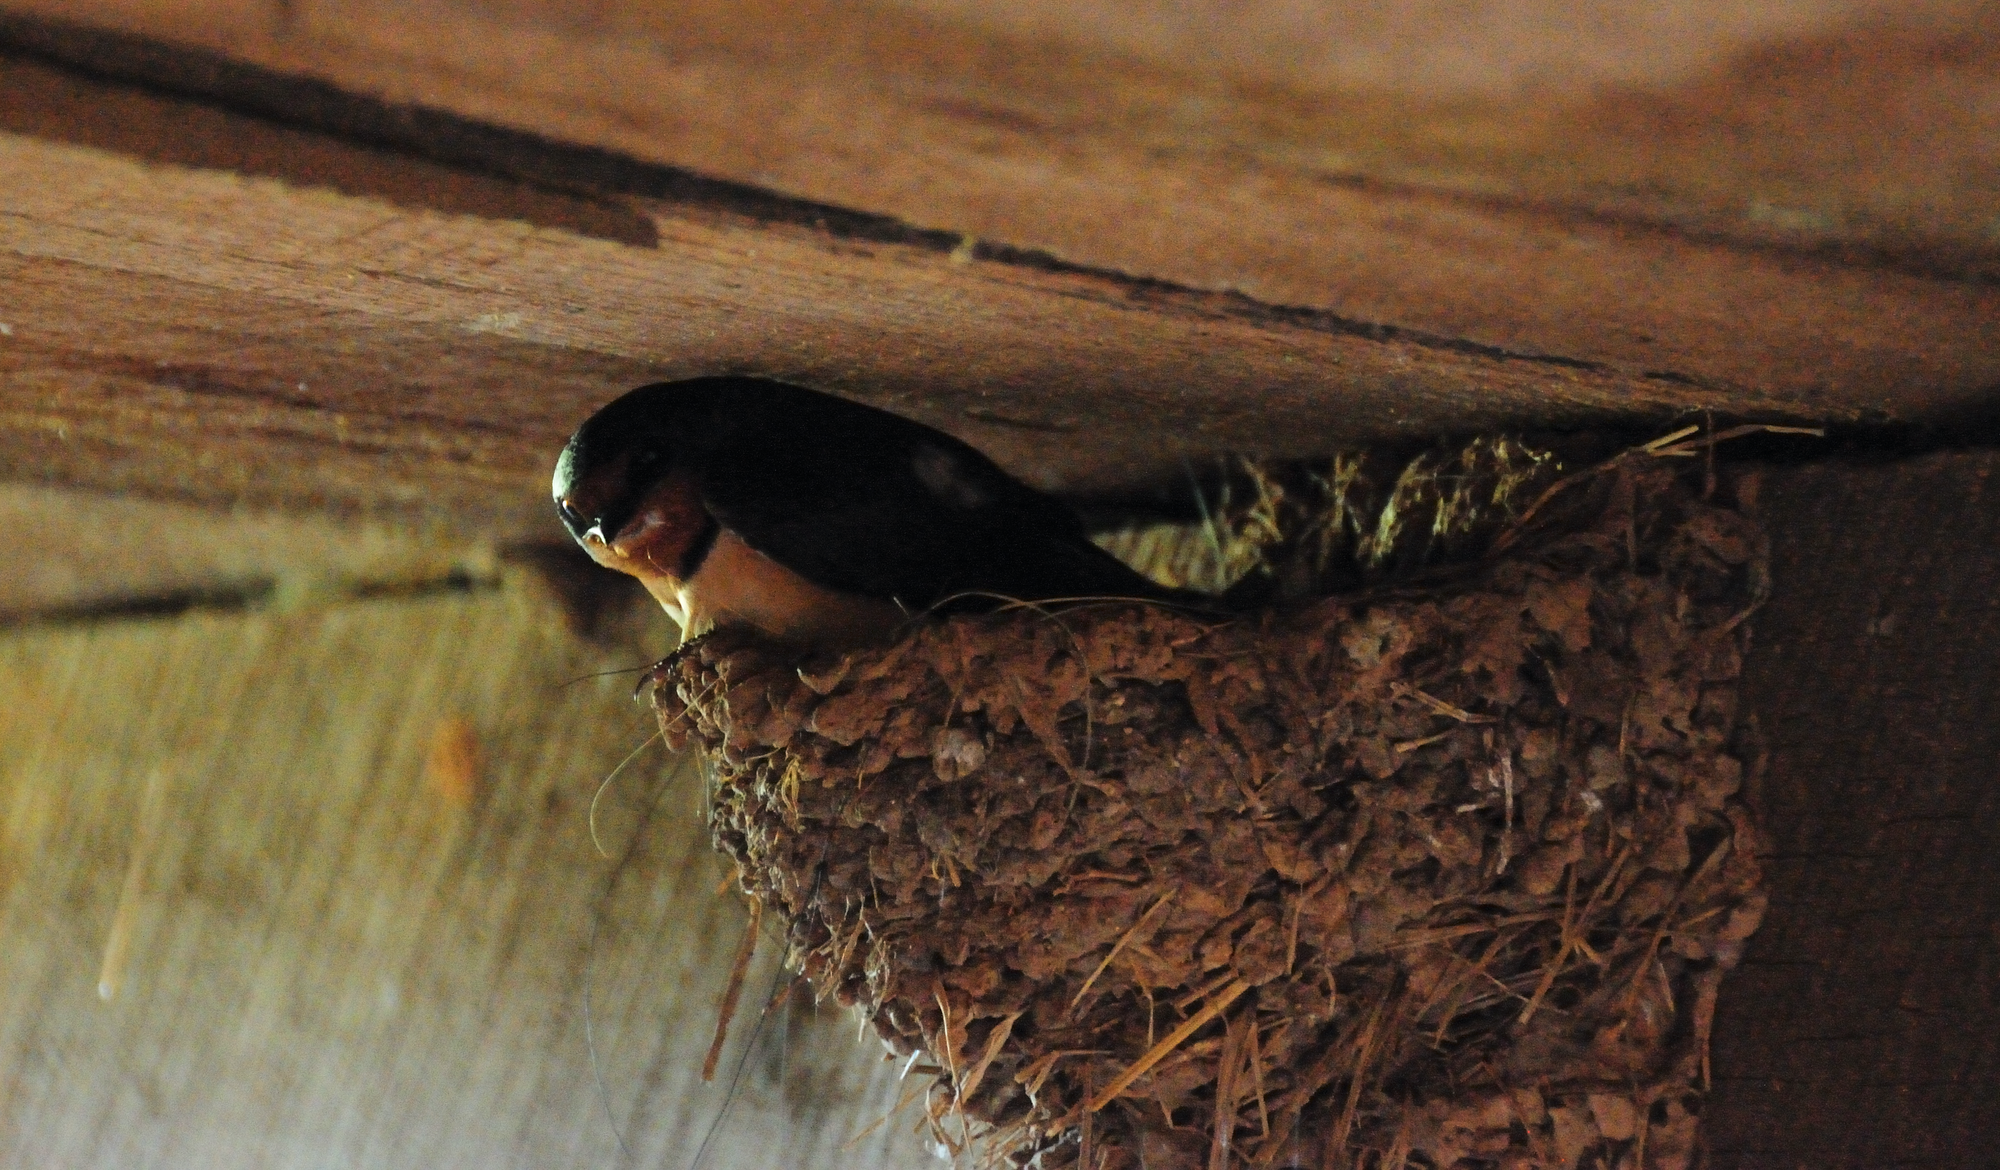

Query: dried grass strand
[[702, 896, 764, 1081], [1089, 980, 1251, 1113], [1070, 888, 1179, 1016]]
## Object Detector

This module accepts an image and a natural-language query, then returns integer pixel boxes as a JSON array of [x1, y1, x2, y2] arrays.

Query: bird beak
[[561, 471, 707, 584], [565, 504, 663, 572], [557, 493, 615, 558], [570, 522, 626, 573]]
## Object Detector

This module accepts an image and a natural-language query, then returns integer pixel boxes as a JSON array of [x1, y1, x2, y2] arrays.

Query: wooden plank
[[0, 484, 483, 621], [0, 62, 1746, 532], [0, 586, 936, 1169], [892, 0, 2000, 274], [2, 0, 1995, 408], [1708, 451, 2000, 1166], [3, 48, 1997, 534]]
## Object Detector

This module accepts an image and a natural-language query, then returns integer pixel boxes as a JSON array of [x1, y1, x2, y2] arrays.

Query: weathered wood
[[0, 484, 484, 621], [0, 587, 934, 1169], [1708, 451, 2000, 1166], [0, 3, 1997, 1160], [10, 0, 1998, 282], [3, 45, 1997, 534], [0, 71, 1731, 531]]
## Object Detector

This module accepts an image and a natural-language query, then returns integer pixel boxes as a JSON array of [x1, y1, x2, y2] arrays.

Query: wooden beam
[[1709, 451, 2000, 1166], [10, 0, 1999, 274], [0, 56, 1732, 533], [0, 484, 484, 621], [3, 1, 1995, 400], [2, 43, 1996, 533], [0, 587, 935, 1169]]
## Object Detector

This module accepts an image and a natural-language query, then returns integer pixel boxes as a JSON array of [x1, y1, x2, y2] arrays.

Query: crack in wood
[[0, 10, 1706, 388]]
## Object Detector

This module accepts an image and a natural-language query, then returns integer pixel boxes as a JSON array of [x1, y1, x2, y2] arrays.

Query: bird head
[[551, 384, 718, 584]]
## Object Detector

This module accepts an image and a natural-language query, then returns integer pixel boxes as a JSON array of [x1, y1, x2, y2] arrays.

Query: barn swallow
[[551, 377, 1173, 648]]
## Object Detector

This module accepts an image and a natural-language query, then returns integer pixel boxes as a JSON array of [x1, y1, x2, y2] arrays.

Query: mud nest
[[651, 454, 1769, 1169]]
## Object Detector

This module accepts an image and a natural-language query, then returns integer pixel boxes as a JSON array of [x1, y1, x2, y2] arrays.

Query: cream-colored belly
[[642, 530, 907, 648]]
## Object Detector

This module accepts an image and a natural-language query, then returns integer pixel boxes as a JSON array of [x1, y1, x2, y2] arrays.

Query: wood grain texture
[[2, 44, 1997, 534], [0, 484, 486, 621], [0, 98, 1765, 533], [0, 3, 1993, 1161], [0, 585, 935, 1169], [889, 0, 1972, 94], [1706, 452, 2000, 1167], [887, 0, 2000, 266], [6, 1, 1997, 325]]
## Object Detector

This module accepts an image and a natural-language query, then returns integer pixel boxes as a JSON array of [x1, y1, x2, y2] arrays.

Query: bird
[[551, 376, 1175, 649]]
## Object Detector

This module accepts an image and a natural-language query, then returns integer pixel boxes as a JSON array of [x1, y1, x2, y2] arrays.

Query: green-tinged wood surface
[[0, 586, 932, 1169], [0, 484, 487, 620]]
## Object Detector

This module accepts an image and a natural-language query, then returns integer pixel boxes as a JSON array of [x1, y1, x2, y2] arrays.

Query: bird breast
[[668, 531, 909, 648]]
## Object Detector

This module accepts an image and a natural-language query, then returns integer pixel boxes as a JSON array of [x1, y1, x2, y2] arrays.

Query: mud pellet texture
[[654, 459, 1768, 1170]]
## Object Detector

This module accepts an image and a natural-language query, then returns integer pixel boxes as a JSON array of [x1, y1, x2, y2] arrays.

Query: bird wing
[[690, 386, 1161, 611]]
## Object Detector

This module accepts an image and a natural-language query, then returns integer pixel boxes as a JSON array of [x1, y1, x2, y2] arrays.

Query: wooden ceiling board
[[0, 587, 935, 1169], [1, 111, 1777, 532], [2, 3, 1996, 395], [1, 38, 1996, 531]]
